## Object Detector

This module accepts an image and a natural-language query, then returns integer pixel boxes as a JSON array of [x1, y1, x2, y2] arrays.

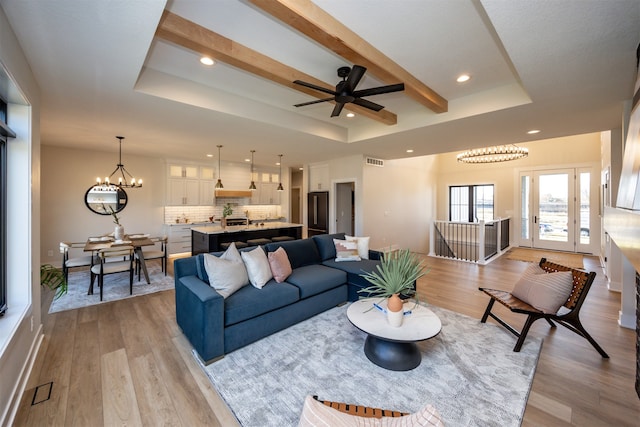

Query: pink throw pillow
[[268, 247, 293, 283]]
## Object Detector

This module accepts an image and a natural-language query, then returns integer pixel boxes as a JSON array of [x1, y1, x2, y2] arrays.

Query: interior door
[[519, 167, 596, 253]]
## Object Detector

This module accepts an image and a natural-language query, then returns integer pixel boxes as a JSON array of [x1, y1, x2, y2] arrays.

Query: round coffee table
[[347, 298, 442, 371]]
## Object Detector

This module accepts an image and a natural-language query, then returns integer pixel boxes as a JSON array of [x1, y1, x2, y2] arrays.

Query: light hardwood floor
[[13, 254, 640, 426]]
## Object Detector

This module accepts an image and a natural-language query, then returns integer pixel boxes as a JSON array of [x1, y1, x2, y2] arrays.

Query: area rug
[[196, 303, 542, 427], [506, 247, 584, 269], [49, 263, 174, 313]]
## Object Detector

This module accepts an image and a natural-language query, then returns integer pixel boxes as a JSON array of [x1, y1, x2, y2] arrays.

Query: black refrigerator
[[307, 191, 329, 236]]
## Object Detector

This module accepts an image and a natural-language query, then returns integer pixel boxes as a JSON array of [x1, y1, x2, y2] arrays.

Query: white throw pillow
[[241, 246, 273, 289], [511, 263, 574, 314], [346, 235, 370, 260], [333, 239, 361, 262], [203, 243, 249, 298]]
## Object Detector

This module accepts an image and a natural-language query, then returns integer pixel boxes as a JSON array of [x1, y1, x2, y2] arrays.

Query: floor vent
[[32, 382, 53, 405], [364, 157, 384, 167]]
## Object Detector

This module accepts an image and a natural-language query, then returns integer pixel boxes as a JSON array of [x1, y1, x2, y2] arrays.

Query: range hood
[[215, 189, 252, 198]]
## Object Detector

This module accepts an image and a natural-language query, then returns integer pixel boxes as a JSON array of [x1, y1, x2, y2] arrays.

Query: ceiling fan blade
[[293, 80, 337, 96], [344, 65, 366, 92], [294, 97, 334, 107], [331, 102, 346, 117], [353, 83, 405, 98], [352, 98, 384, 112]]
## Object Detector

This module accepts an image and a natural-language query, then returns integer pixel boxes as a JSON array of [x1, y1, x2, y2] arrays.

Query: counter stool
[[271, 236, 295, 242], [220, 241, 249, 250], [246, 238, 272, 247]]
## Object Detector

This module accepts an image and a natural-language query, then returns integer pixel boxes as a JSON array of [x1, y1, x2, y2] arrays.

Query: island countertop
[[190, 221, 302, 235], [191, 222, 303, 254]]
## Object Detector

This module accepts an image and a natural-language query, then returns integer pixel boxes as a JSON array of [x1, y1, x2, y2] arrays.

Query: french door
[[519, 167, 596, 253]]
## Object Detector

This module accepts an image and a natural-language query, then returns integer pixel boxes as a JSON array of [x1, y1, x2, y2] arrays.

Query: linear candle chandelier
[[456, 144, 528, 164], [95, 136, 142, 188]]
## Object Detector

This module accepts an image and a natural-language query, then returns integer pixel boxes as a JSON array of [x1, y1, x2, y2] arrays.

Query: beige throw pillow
[[333, 239, 361, 262], [511, 263, 574, 313], [203, 242, 249, 298], [346, 235, 370, 259], [297, 395, 444, 427], [241, 246, 273, 289]]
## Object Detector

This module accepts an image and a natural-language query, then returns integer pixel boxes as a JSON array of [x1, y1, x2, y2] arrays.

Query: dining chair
[[89, 245, 134, 301], [60, 241, 97, 282], [135, 236, 168, 280]]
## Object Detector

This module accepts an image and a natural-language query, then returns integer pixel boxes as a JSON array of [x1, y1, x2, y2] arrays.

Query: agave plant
[[40, 264, 68, 300], [359, 249, 428, 299]]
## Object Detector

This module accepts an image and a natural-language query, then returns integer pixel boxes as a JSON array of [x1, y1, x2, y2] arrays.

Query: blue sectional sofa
[[174, 233, 382, 364]]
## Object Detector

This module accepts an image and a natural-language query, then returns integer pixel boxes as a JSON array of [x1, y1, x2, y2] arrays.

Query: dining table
[[84, 234, 155, 284]]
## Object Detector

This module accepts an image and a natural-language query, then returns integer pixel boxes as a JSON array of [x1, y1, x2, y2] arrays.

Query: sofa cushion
[[203, 250, 249, 299], [284, 264, 347, 299], [346, 235, 370, 260], [268, 246, 293, 283], [241, 246, 273, 289], [224, 280, 300, 326], [312, 233, 346, 261], [334, 239, 361, 262], [264, 238, 322, 269]]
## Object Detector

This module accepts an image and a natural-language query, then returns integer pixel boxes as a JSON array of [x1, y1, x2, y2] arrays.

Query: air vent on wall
[[364, 157, 384, 167]]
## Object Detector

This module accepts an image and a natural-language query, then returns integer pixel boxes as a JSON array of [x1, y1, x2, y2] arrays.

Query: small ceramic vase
[[387, 293, 403, 327], [114, 225, 125, 241]]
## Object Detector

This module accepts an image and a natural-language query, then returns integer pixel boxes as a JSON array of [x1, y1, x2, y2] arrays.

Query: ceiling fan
[[293, 65, 404, 117]]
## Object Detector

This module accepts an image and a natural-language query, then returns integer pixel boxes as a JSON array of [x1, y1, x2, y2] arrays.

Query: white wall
[[0, 4, 42, 424], [40, 145, 166, 265], [363, 156, 437, 254]]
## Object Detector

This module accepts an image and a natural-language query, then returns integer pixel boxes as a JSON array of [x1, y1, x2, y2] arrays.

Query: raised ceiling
[[1, 0, 638, 168]]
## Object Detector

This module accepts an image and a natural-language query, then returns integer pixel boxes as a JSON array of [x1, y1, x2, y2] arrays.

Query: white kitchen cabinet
[[169, 164, 198, 179], [199, 179, 215, 205], [168, 178, 200, 205], [166, 223, 197, 255], [309, 164, 329, 191]]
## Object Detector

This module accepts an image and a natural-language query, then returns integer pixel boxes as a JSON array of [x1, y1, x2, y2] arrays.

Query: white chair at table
[[60, 241, 97, 283], [134, 236, 168, 280], [89, 245, 134, 301]]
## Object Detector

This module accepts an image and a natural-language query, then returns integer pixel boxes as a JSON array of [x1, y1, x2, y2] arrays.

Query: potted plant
[[359, 249, 428, 327], [40, 264, 68, 319], [221, 203, 233, 228]]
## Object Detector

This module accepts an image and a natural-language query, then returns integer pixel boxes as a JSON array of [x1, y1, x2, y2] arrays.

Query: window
[[0, 133, 6, 316], [449, 184, 494, 222]]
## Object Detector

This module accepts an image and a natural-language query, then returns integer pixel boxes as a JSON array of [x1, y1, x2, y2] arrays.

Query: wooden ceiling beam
[[155, 11, 398, 125], [250, 0, 448, 114]]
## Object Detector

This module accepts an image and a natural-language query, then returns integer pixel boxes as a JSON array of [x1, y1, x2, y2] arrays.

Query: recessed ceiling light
[[527, 129, 541, 134], [406, 149, 414, 153], [200, 57, 215, 66], [456, 74, 471, 83], [244, 158, 250, 162], [346, 112, 355, 118], [206, 154, 213, 157], [299, 167, 303, 171]]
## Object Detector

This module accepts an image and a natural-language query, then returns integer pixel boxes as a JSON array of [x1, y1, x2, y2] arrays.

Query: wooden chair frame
[[479, 257, 609, 358]]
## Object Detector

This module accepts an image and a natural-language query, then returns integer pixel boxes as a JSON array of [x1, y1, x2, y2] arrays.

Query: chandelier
[[457, 145, 528, 164], [95, 136, 142, 188]]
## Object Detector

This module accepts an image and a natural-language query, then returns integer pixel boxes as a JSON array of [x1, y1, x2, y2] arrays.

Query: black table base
[[363, 335, 422, 371]]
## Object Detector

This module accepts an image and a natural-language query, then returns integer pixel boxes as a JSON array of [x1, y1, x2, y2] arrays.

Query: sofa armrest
[[175, 274, 225, 363]]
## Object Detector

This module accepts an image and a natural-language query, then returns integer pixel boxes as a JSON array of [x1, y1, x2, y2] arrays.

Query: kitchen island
[[191, 222, 303, 254]]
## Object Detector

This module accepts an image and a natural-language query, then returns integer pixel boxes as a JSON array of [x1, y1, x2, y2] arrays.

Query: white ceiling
[[1, 0, 639, 169]]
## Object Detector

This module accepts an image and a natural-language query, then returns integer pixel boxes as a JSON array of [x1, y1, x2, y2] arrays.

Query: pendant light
[[215, 145, 224, 189], [249, 150, 257, 190], [95, 136, 142, 188], [277, 154, 284, 192]]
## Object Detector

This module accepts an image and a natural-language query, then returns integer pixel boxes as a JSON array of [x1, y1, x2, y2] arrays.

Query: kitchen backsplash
[[164, 204, 282, 224]]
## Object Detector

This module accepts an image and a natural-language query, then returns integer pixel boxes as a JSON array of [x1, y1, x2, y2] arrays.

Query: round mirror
[[84, 185, 128, 215]]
